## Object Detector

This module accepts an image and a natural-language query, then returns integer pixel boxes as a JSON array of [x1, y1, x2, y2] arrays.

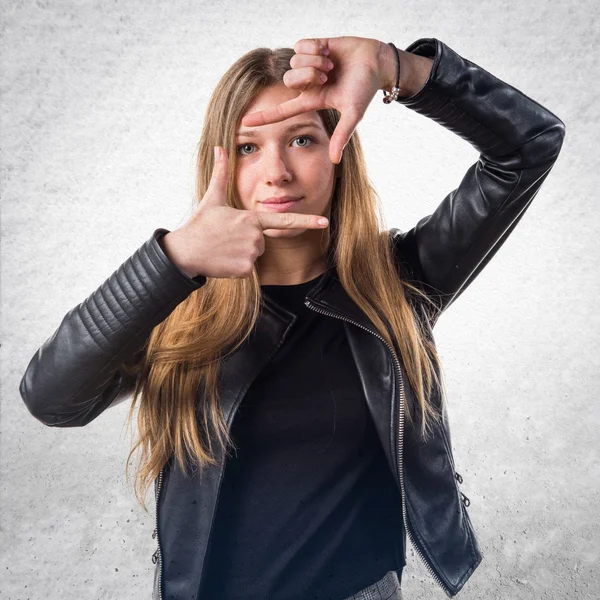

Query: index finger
[[293, 38, 330, 56], [253, 210, 328, 230], [241, 95, 320, 128]]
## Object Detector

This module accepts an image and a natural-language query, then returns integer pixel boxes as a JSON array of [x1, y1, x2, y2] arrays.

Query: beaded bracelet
[[382, 42, 401, 104]]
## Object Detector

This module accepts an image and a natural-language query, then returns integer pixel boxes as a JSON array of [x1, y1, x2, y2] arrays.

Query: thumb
[[329, 110, 360, 164], [203, 146, 229, 206]]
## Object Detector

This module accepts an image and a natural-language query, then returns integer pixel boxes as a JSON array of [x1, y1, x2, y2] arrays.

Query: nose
[[262, 145, 293, 185]]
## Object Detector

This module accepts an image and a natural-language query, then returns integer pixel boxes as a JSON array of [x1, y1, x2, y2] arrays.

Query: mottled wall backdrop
[[2, 1, 597, 599]]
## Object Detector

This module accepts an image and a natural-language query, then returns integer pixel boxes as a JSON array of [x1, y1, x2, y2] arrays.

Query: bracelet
[[382, 42, 401, 104]]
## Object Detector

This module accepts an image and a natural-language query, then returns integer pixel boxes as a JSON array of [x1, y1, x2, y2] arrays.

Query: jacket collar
[[260, 265, 379, 335]]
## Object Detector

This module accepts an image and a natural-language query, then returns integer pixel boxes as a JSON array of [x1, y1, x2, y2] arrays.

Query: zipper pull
[[152, 547, 159, 564], [460, 491, 471, 507], [455, 471, 463, 484], [152, 528, 157, 540]]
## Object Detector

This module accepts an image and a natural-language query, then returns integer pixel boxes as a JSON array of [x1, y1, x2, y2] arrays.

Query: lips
[[260, 196, 303, 211], [261, 196, 303, 204]]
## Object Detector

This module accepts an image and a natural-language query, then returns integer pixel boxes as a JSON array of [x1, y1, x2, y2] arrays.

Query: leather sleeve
[[18, 228, 207, 427], [389, 38, 566, 321]]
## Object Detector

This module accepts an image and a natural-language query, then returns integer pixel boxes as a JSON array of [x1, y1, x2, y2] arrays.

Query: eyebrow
[[236, 121, 322, 137]]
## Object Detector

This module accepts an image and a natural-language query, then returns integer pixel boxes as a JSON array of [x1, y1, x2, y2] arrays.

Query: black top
[[198, 273, 405, 600]]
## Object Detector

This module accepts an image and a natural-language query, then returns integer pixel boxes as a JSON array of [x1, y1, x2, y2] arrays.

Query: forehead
[[237, 85, 324, 135]]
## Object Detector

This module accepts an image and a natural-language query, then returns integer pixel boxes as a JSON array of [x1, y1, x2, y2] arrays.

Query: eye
[[236, 135, 316, 156], [293, 135, 314, 148]]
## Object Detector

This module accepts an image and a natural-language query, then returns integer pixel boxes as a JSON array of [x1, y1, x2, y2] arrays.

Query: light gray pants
[[342, 569, 403, 600]]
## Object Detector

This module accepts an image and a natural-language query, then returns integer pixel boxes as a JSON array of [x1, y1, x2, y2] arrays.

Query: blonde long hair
[[124, 46, 446, 512]]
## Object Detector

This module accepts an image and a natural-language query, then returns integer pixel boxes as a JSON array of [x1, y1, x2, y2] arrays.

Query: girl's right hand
[[159, 146, 330, 279]]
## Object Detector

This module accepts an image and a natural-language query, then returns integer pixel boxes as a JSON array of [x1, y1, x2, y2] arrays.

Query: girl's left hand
[[240, 36, 388, 165]]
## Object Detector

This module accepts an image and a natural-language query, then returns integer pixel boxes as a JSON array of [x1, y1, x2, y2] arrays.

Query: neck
[[258, 257, 327, 285], [257, 235, 329, 285]]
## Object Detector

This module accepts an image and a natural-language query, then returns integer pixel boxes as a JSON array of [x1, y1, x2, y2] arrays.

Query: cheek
[[307, 156, 333, 181], [311, 164, 335, 194], [234, 173, 253, 210]]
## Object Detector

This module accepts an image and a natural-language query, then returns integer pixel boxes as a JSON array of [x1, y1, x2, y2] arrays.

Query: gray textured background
[[2, 1, 598, 599]]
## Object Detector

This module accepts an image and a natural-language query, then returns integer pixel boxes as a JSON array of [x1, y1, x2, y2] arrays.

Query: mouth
[[260, 197, 303, 211]]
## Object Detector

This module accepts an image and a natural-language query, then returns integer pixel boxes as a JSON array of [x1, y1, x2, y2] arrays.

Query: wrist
[[159, 231, 198, 279], [377, 42, 409, 92], [377, 41, 432, 99]]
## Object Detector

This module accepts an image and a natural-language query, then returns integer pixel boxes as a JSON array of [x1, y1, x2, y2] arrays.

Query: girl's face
[[234, 84, 337, 236]]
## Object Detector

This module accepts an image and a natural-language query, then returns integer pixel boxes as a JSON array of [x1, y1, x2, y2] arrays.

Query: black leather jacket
[[19, 38, 565, 599]]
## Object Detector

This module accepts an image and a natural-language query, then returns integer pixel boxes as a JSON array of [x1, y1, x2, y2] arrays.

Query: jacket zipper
[[305, 299, 452, 596], [151, 465, 165, 600]]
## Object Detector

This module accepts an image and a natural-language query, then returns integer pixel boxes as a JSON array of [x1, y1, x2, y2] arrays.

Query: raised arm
[[18, 229, 207, 427], [388, 38, 566, 320]]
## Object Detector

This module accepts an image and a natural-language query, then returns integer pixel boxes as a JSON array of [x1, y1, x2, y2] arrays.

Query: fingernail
[[321, 47, 329, 56], [214, 146, 220, 161], [317, 217, 329, 225]]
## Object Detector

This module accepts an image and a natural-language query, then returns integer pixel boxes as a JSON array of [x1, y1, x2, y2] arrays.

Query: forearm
[[19, 229, 206, 427], [388, 37, 565, 316], [378, 41, 433, 99]]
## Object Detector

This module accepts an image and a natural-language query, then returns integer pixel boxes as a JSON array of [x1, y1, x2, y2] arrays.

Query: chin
[[264, 227, 310, 238]]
